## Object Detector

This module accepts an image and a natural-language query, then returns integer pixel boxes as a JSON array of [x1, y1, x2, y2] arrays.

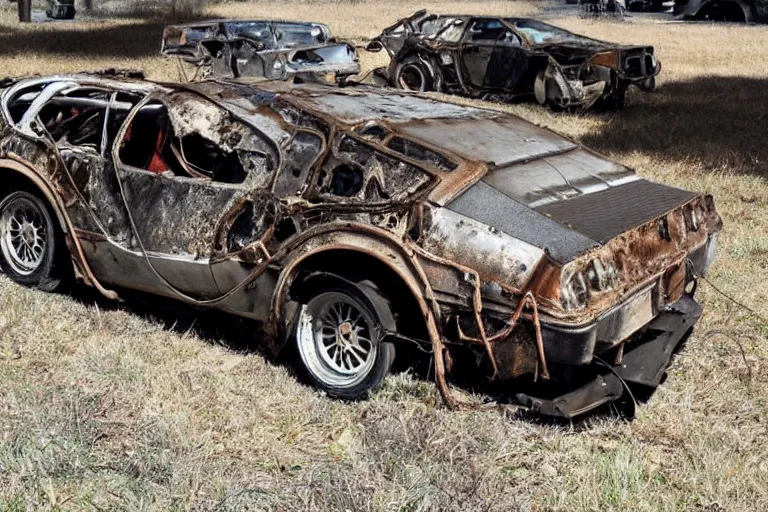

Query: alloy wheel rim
[[0, 197, 47, 276], [297, 292, 378, 388]]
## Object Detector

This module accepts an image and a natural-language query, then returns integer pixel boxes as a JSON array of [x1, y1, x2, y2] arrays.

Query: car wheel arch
[[267, 234, 432, 354], [0, 160, 69, 234], [696, 0, 751, 20], [0, 159, 120, 300], [391, 50, 442, 91]]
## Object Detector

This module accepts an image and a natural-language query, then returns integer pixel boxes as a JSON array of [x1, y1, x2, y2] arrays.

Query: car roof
[[164, 19, 330, 29], [414, 14, 538, 22]]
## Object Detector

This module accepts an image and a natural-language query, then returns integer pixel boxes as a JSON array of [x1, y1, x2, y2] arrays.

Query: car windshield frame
[[502, 18, 596, 46]]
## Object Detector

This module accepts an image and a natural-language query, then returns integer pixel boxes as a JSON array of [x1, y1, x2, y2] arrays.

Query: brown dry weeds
[[1, 1, 767, 510]]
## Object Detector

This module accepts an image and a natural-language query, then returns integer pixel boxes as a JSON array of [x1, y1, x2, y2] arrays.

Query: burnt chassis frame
[[370, 13, 661, 108], [0, 75, 712, 417], [161, 20, 361, 83]]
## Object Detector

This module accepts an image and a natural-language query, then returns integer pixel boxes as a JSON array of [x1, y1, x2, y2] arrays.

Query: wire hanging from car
[[700, 275, 768, 326]]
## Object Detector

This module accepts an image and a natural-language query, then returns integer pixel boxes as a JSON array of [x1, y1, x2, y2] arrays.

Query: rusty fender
[[0, 155, 120, 300], [261, 220, 548, 409]]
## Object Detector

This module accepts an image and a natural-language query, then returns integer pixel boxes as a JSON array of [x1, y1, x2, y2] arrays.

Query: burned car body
[[0, 75, 720, 417], [162, 20, 360, 81], [367, 11, 661, 109]]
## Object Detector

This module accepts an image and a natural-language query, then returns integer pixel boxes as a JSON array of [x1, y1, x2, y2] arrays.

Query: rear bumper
[[541, 283, 658, 366], [517, 293, 702, 418], [540, 235, 716, 366]]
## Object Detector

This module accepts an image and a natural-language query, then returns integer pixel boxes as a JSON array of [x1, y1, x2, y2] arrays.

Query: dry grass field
[[1, 1, 768, 510]]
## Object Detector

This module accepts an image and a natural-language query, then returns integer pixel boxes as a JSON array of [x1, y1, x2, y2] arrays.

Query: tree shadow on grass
[[582, 75, 768, 180], [0, 15, 207, 60]]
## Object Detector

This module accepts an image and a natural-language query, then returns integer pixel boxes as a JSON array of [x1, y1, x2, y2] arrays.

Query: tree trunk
[[18, 0, 32, 23]]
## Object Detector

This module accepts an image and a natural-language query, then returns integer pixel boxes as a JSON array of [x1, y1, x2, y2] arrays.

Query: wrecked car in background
[[367, 11, 661, 109], [11, 0, 75, 20], [162, 20, 360, 82], [0, 75, 720, 417], [674, 0, 768, 22]]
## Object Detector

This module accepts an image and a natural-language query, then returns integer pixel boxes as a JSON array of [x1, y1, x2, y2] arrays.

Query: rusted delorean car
[[366, 11, 661, 110], [0, 74, 720, 417], [161, 20, 360, 82]]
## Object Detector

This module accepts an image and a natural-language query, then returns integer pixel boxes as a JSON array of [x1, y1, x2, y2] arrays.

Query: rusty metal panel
[[536, 179, 697, 244], [448, 180, 598, 263], [482, 148, 638, 207], [420, 207, 545, 290], [395, 116, 577, 168], [272, 84, 493, 125]]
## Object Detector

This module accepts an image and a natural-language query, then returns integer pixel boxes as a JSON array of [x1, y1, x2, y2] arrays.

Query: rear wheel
[[295, 278, 396, 399], [0, 191, 66, 291], [393, 55, 437, 92], [698, 1, 748, 21]]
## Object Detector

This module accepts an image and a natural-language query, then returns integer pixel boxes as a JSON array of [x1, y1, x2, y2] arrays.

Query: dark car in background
[[366, 11, 661, 110], [674, 0, 767, 22]]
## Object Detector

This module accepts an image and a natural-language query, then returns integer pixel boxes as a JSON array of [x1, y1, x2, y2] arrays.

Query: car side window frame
[[463, 18, 507, 44], [2, 82, 138, 160], [113, 93, 275, 191], [43, 88, 123, 156], [2, 80, 80, 139]]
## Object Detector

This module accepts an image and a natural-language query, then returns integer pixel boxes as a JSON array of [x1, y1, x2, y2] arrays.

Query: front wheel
[[295, 280, 396, 399], [0, 191, 67, 291]]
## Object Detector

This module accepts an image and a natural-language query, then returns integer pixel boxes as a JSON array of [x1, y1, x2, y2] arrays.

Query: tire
[[637, 76, 656, 92], [698, 1, 748, 21], [534, 70, 567, 112], [601, 82, 627, 110], [0, 191, 67, 291], [294, 277, 396, 399], [393, 55, 437, 92], [48, 6, 75, 20]]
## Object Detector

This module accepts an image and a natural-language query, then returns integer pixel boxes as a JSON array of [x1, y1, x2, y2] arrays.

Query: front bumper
[[517, 293, 702, 418]]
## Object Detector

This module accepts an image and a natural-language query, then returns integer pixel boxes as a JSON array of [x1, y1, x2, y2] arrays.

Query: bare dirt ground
[[1, 1, 767, 510]]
